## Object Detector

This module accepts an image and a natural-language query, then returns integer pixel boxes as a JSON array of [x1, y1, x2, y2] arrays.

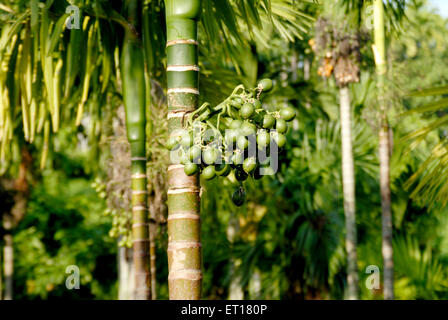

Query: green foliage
[[13, 156, 116, 299]]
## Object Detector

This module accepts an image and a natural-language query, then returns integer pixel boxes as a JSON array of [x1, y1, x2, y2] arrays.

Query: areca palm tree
[[372, 0, 394, 300], [314, 17, 363, 299]]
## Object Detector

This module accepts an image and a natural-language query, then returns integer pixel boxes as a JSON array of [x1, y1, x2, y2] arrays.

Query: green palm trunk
[[121, 0, 151, 300], [165, 0, 202, 300], [373, 0, 394, 300], [339, 85, 359, 300]]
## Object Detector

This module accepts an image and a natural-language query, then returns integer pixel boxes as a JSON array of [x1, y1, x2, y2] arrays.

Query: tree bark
[[379, 124, 394, 299], [149, 220, 157, 299], [3, 234, 13, 300], [227, 216, 243, 300], [118, 244, 135, 300], [165, 0, 202, 300], [373, 0, 394, 300], [122, 0, 151, 300], [304, 57, 311, 81], [339, 85, 359, 300], [3, 215, 13, 300]]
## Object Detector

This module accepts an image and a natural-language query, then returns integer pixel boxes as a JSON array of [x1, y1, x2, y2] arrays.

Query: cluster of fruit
[[166, 79, 296, 206]]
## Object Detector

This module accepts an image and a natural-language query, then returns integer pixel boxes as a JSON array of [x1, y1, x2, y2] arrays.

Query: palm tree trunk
[[149, 220, 157, 299], [227, 216, 243, 300], [373, 0, 394, 300], [122, 0, 151, 300], [339, 85, 359, 300], [304, 57, 311, 81], [379, 124, 393, 299], [118, 245, 135, 300], [3, 231, 13, 300], [165, 0, 202, 300]]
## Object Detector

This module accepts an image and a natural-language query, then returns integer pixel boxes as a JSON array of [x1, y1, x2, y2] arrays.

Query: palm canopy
[[0, 0, 314, 173]]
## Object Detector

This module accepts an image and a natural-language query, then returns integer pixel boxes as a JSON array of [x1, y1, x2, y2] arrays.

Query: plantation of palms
[[0, 0, 448, 302]]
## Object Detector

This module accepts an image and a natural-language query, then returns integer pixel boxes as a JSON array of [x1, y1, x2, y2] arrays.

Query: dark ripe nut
[[253, 166, 263, 180], [230, 119, 243, 129], [202, 165, 216, 180], [181, 131, 194, 148], [262, 114, 275, 129], [237, 136, 249, 150], [257, 130, 270, 147], [280, 107, 296, 122], [216, 163, 231, 177], [184, 162, 199, 176], [276, 119, 287, 134], [243, 157, 257, 173], [235, 167, 248, 181], [258, 78, 273, 92], [241, 122, 257, 136], [232, 187, 246, 206], [272, 132, 287, 148], [166, 136, 180, 151], [240, 103, 255, 119], [188, 145, 202, 162], [232, 152, 244, 165], [203, 147, 219, 165], [253, 100, 262, 109]]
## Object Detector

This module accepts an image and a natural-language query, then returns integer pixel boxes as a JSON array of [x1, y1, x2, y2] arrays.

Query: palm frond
[[403, 85, 448, 207]]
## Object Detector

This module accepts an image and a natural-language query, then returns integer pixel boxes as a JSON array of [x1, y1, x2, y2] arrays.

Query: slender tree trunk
[[118, 245, 135, 300], [248, 268, 262, 299], [291, 50, 298, 82], [165, 0, 202, 300], [149, 220, 157, 299], [122, 0, 151, 300], [339, 85, 359, 300], [379, 124, 393, 299], [373, 0, 394, 300], [304, 57, 311, 81], [227, 216, 243, 300], [3, 217, 13, 301]]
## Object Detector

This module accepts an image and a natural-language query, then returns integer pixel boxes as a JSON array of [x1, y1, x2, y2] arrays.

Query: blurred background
[[1, 0, 448, 300]]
